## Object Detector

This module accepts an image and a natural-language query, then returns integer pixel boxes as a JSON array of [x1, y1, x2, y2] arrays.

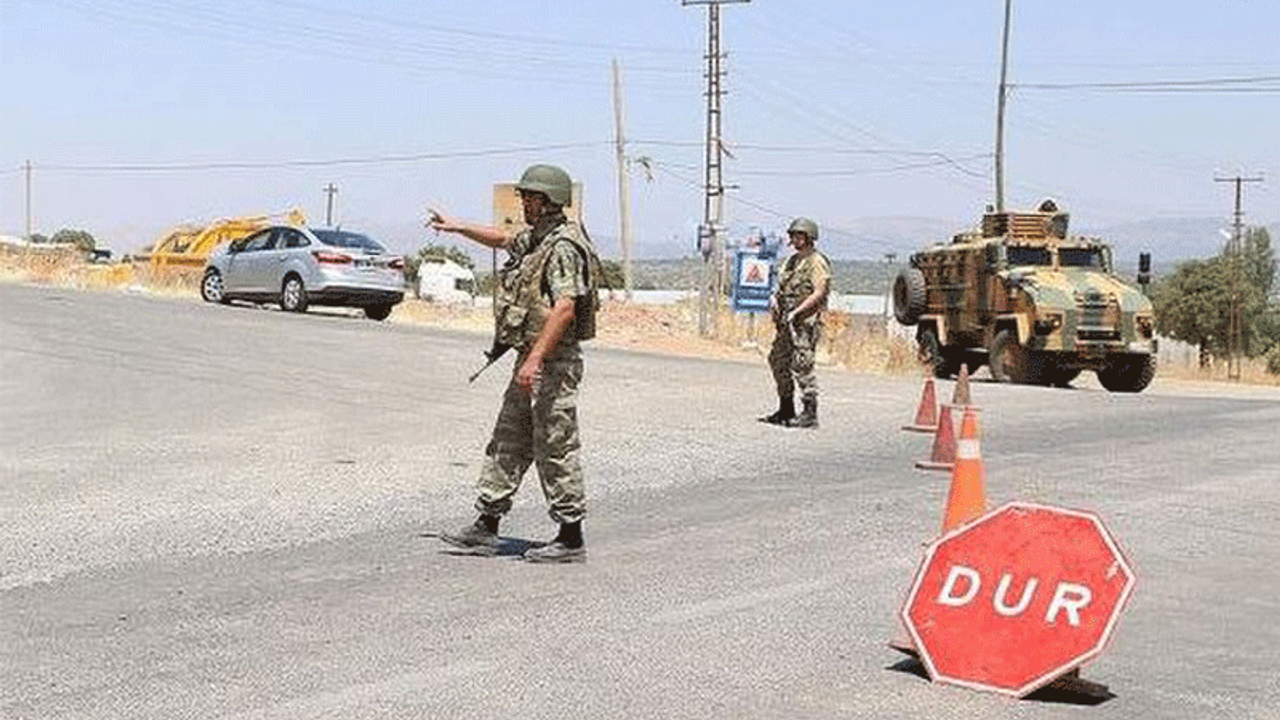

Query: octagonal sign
[[900, 501, 1135, 697]]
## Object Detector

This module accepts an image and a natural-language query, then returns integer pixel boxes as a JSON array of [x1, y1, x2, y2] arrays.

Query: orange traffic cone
[[914, 403, 956, 471], [941, 407, 987, 533], [951, 363, 974, 408], [902, 376, 939, 432]]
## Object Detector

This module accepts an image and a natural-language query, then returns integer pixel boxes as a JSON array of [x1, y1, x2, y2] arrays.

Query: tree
[[1242, 226, 1275, 300], [1152, 258, 1227, 364], [1242, 227, 1280, 356], [1151, 225, 1279, 364], [49, 228, 96, 253], [599, 259, 625, 290]]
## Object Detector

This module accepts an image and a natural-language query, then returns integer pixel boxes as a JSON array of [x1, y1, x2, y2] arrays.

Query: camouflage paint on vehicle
[[893, 206, 1157, 392]]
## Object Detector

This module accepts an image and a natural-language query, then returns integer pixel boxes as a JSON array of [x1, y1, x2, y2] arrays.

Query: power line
[[33, 0, 693, 87], [26, 142, 613, 173], [1013, 75, 1280, 91], [646, 159, 902, 252]]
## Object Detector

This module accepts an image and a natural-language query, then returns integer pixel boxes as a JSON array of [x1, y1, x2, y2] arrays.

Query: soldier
[[428, 164, 600, 563], [760, 217, 831, 429]]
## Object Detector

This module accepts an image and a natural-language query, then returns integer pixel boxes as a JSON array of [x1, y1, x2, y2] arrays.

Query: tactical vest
[[776, 249, 830, 315], [493, 218, 601, 349]]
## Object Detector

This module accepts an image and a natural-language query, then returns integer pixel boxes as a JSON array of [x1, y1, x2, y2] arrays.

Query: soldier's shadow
[[419, 531, 545, 558], [886, 656, 1117, 705]]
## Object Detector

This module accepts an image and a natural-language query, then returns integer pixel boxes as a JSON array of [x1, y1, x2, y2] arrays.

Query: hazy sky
[[3, 0, 1278, 259]]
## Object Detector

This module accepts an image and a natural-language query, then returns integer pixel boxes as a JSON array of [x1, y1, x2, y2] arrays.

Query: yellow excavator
[[142, 208, 306, 270]]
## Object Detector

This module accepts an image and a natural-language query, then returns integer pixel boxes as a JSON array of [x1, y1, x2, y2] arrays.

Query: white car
[[200, 225, 405, 320]]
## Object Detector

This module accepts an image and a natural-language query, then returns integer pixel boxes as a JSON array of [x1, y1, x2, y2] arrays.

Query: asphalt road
[[3, 282, 1279, 719]]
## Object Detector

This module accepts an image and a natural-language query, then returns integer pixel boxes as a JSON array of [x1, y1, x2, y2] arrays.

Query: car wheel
[[363, 304, 393, 321], [280, 275, 308, 313], [201, 269, 227, 304]]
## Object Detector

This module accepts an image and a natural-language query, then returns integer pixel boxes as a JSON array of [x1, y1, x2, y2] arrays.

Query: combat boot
[[759, 396, 795, 425], [788, 397, 818, 429], [440, 515, 501, 555], [524, 522, 586, 564]]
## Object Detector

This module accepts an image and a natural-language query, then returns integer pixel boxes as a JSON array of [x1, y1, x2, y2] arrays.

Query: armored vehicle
[[892, 204, 1156, 392]]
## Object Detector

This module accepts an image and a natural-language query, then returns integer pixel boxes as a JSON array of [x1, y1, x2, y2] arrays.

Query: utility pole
[[323, 183, 339, 227], [25, 160, 32, 238], [882, 252, 898, 324], [1214, 172, 1264, 380], [993, 0, 1013, 212], [612, 58, 634, 301], [685, 0, 748, 337]]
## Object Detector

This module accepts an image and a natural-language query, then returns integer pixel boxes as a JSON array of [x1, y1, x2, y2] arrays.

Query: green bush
[[1267, 344, 1280, 376]]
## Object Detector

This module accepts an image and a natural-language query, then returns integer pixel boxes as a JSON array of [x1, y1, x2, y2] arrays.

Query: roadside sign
[[900, 501, 1135, 697], [731, 246, 776, 313]]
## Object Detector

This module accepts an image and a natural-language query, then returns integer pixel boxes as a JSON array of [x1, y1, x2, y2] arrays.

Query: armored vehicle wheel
[[990, 329, 1031, 384], [1096, 354, 1156, 393], [1048, 365, 1082, 388], [916, 326, 961, 379], [893, 268, 926, 326], [363, 304, 392, 321]]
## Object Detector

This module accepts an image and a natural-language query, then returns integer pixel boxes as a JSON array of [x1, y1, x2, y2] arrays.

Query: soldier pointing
[[428, 164, 601, 563], [761, 217, 831, 429]]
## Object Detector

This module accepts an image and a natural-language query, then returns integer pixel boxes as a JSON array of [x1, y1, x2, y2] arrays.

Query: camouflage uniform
[[475, 211, 588, 525], [769, 248, 831, 402]]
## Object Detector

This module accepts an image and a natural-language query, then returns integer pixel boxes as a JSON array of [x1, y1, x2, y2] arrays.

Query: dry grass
[[1155, 357, 1280, 386], [390, 296, 910, 373]]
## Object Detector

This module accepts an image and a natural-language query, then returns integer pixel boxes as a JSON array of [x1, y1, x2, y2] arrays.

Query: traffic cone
[[951, 363, 974, 408], [941, 407, 987, 533], [914, 403, 956, 471], [902, 376, 939, 433]]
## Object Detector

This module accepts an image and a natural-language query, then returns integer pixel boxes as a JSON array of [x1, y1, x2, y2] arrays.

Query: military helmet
[[516, 164, 573, 207], [787, 217, 819, 241]]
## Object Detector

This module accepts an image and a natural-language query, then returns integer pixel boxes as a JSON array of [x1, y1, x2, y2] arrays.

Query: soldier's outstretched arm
[[426, 208, 511, 250]]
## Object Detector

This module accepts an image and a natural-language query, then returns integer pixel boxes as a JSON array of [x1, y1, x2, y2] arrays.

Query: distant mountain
[[818, 215, 1277, 266], [1081, 217, 1278, 267]]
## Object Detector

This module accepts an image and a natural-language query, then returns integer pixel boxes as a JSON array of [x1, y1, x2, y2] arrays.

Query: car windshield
[[1060, 247, 1106, 269], [1007, 245, 1052, 266], [312, 229, 385, 253]]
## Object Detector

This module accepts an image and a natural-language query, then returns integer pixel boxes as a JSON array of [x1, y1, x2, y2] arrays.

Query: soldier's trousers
[[769, 319, 820, 400], [475, 353, 585, 525]]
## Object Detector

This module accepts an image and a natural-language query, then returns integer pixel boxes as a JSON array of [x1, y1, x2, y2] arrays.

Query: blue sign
[[731, 245, 778, 313]]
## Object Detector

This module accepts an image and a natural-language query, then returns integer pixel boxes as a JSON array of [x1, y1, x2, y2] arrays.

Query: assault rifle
[[468, 341, 512, 383]]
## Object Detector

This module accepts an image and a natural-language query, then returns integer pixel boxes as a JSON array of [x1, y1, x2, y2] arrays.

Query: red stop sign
[[900, 501, 1135, 696]]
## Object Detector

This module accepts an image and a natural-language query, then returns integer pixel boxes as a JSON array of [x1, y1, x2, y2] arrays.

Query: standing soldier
[[760, 217, 831, 429], [428, 164, 600, 563]]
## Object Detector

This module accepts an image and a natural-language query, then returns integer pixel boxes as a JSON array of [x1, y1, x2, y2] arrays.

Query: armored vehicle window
[[1007, 246, 1052, 266], [986, 245, 1004, 268], [1060, 247, 1105, 268]]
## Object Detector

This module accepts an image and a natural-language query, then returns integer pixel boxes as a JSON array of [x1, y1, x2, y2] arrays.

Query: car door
[[276, 228, 313, 289], [223, 229, 274, 296], [252, 228, 293, 296]]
